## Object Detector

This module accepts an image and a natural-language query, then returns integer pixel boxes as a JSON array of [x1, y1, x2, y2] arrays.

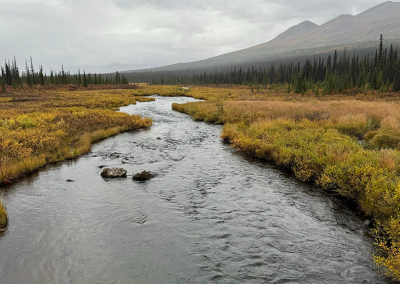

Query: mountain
[[274, 21, 319, 41], [127, 1, 400, 73]]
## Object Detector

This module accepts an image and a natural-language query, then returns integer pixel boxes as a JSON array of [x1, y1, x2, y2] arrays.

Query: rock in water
[[101, 168, 127, 178], [132, 170, 155, 181], [109, 152, 121, 159]]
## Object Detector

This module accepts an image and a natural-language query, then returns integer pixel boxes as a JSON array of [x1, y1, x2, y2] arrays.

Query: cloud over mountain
[[0, 0, 392, 73]]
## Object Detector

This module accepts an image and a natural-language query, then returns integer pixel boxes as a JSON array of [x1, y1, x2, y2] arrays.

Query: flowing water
[[0, 96, 389, 284]]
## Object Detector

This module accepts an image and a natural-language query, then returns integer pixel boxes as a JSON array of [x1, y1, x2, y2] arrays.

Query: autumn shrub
[[0, 88, 152, 184], [0, 199, 7, 228], [365, 129, 400, 149], [134, 96, 156, 102], [333, 114, 370, 137], [133, 86, 191, 97]]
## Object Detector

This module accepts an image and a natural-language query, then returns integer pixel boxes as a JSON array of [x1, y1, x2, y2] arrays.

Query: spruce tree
[[83, 71, 88, 87], [50, 70, 55, 85], [333, 50, 338, 72], [379, 34, 383, 63], [39, 65, 45, 85], [77, 70, 82, 86], [5, 61, 12, 86], [25, 59, 32, 87], [11, 57, 21, 87], [30, 57, 36, 85]]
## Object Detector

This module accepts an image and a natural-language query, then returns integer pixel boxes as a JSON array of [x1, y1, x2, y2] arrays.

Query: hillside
[[128, 1, 400, 72]]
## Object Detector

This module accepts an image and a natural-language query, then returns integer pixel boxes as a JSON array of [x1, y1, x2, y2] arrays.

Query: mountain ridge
[[126, 1, 400, 73]]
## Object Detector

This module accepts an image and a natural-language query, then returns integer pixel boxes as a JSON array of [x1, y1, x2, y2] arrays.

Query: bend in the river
[[0, 96, 389, 284]]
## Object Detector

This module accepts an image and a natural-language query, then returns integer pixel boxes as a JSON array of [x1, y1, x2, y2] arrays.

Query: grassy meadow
[[0, 85, 154, 225], [137, 84, 400, 280]]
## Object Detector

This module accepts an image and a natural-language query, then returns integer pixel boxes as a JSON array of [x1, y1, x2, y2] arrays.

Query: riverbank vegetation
[[133, 84, 400, 280], [0, 199, 7, 228], [0, 85, 152, 186]]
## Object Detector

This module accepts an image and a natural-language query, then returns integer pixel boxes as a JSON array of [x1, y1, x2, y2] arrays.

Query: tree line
[[0, 57, 129, 91], [129, 36, 400, 94]]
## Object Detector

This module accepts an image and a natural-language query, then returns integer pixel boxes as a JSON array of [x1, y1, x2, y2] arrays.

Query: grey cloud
[[111, 0, 385, 22]]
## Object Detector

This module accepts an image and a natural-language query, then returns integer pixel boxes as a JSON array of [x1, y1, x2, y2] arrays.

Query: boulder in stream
[[132, 170, 155, 181], [101, 168, 127, 178]]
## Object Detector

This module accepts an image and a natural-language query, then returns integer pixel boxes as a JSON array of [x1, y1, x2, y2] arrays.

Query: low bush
[[0, 199, 7, 228], [0, 88, 152, 184]]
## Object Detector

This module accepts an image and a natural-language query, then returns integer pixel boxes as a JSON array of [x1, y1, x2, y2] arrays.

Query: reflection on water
[[0, 96, 389, 283]]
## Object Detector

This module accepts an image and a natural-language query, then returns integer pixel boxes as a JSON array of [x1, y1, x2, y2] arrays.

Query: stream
[[0, 96, 389, 284]]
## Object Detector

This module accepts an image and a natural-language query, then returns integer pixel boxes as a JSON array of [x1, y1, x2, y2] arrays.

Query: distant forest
[[0, 57, 129, 91], [2, 36, 400, 94], [126, 36, 400, 93]]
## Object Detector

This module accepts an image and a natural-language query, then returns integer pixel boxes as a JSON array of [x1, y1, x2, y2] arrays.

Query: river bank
[[0, 86, 153, 185]]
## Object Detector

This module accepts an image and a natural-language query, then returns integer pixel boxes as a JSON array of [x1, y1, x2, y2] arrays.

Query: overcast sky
[[0, 0, 391, 73]]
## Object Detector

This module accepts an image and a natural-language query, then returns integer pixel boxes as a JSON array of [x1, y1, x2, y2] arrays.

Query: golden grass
[[131, 85, 193, 97], [0, 87, 152, 184], [0, 199, 7, 228], [155, 84, 400, 281], [133, 96, 156, 102]]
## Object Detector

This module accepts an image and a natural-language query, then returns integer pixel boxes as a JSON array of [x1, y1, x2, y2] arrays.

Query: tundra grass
[[0, 86, 152, 185], [144, 84, 400, 281], [0, 199, 7, 228]]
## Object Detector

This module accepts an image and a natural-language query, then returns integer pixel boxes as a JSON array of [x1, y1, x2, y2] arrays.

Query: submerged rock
[[132, 170, 155, 181], [101, 168, 127, 178], [109, 152, 121, 159]]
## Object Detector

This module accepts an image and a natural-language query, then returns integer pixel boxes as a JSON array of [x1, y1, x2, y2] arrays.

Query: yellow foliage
[[0, 88, 152, 184], [0, 199, 7, 228]]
